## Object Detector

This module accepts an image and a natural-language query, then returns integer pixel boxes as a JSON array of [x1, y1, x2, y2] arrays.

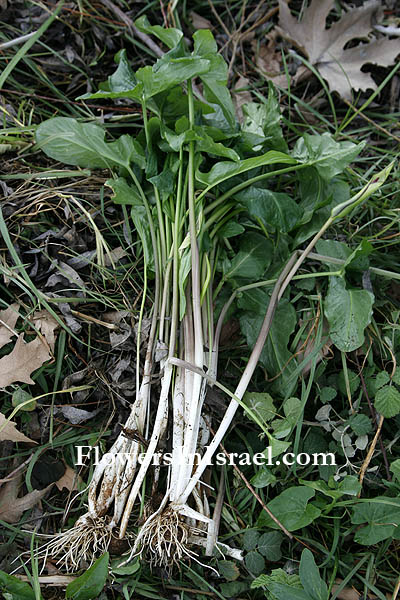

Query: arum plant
[[34, 20, 392, 571]]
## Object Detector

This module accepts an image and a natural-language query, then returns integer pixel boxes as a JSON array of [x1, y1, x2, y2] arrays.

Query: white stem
[[119, 363, 172, 537]]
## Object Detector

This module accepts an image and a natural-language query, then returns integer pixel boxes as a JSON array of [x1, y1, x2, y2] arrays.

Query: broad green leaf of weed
[[218, 560, 240, 581], [324, 276, 374, 352], [348, 413, 372, 436], [35, 118, 144, 170], [234, 186, 301, 233], [351, 499, 400, 544], [239, 295, 298, 396], [245, 551, 265, 575], [65, 552, 109, 600], [137, 57, 210, 100], [0, 571, 36, 600], [193, 30, 236, 129], [243, 529, 260, 551], [299, 549, 329, 600], [374, 385, 400, 418], [257, 531, 283, 561], [390, 459, 400, 482], [257, 487, 321, 531], [251, 467, 277, 488], [292, 133, 364, 180], [243, 392, 276, 424], [135, 15, 183, 49], [251, 568, 302, 590], [196, 151, 296, 189], [242, 84, 288, 152], [223, 233, 273, 284]]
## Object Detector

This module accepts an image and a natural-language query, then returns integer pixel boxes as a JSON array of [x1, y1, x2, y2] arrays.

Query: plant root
[[133, 508, 196, 569], [37, 514, 113, 572]]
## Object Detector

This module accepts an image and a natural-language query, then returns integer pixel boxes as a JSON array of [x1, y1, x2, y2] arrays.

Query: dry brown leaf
[[190, 11, 213, 30], [251, 33, 289, 88], [0, 303, 20, 349], [104, 246, 128, 267], [0, 413, 36, 444], [0, 334, 51, 388], [55, 465, 83, 492], [0, 471, 52, 523], [277, 0, 400, 98], [31, 309, 58, 351]]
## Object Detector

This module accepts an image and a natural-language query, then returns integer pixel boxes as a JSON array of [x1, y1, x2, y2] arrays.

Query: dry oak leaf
[[0, 334, 51, 388], [0, 303, 20, 349], [277, 0, 400, 99], [55, 465, 83, 492], [0, 413, 36, 443], [31, 309, 58, 351], [0, 471, 52, 523]]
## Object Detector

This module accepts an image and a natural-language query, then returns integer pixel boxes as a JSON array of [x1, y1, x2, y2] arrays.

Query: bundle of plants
[[34, 19, 391, 571]]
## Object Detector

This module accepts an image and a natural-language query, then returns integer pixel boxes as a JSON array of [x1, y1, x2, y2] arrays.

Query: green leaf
[[35, 118, 144, 170], [263, 583, 312, 600], [135, 16, 183, 49], [243, 529, 260, 551], [0, 571, 35, 600], [319, 387, 336, 404], [239, 294, 298, 395], [292, 133, 363, 180], [137, 57, 210, 100], [266, 436, 291, 458], [65, 553, 109, 600], [242, 86, 287, 152], [392, 369, 400, 386], [257, 487, 321, 531], [376, 371, 390, 390], [218, 221, 245, 238], [324, 276, 374, 352], [243, 392, 276, 424], [12, 388, 36, 411], [234, 186, 301, 233], [390, 459, 400, 482], [299, 549, 329, 600], [251, 568, 302, 590], [351, 499, 400, 545], [111, 558, 140, 576], [337, 369, 360, 396], [245, 551, 265, 575], [196, 150, 296, 189], [348, 414, 372, 436], [251, 467, 277, 488], [193, 30, 236, 129], [374, 385, 400, 418], [224, 233, 272, 284], [258, 531, 283, 561], [299, 476, 360, 501], [218, 560, 240, 581]]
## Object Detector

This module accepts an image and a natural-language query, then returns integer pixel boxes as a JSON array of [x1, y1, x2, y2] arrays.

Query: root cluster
[[134, 508, 193, 569], [37, 514, 113, 572]]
